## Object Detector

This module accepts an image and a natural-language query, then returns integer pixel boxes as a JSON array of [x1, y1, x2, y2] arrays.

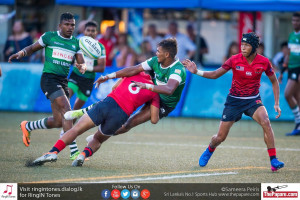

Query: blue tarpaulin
[[0, 0, 14, 5], [201, 0, 300, 11], [55, 0, 202, 8], [56, 0, 300, 11]]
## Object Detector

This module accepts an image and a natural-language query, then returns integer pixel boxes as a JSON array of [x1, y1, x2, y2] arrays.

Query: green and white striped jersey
[[38, 31, 81, 77]]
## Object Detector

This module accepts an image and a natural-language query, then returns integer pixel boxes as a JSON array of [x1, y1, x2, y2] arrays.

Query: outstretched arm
[[132, 78, 179, 96], [8, 41, 44, 62], [182, 59, 227, 79], [268, 73, 281, 119], [94, 64, 144, 88]]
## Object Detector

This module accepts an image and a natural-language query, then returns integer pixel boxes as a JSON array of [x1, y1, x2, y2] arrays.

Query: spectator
[[144, 24, 163, 53], [76, 20, 87, 38], [272, 41, 289, 72], [3, 20, 33, 62], [165, 21, 196, 61], [110, 33, 137, 68], [223, 41, 239, 63], [99, 26, 117, 67], [137, 40, 156, 63], [29, 28, 43, 63], [186, 23, 208, 65]]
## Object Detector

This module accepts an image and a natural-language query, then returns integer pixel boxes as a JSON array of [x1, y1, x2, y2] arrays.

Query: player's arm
[[93, 57, 106, 73], [150, 94, 160, 124], [94, 64, 144, 88], [132, 78, 179, 96], [74, 53, 86, 74], [268, 73, 281, 119], [8, 41, 43, 62], [182, 59, 227, 79]]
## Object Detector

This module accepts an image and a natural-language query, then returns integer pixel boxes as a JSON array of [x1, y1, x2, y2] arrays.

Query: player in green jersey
[[93, 38, 186, 134], [8, 13, 86, 155], [66, 21, 106, 159], [68, 21, 106, 111], [283, 13, 300, 136]]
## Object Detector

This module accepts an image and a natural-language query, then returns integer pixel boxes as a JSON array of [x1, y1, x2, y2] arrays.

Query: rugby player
[[32, 71, 159, 166], [183, 32, 284, 172], [8, 13, 86, 159], [283, 12, 300, 136], [67, 21, 106, 159]]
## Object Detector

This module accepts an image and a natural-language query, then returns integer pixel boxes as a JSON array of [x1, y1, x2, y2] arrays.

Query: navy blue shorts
[[221, 95, 263, 122], [87, 97, 129, 136]]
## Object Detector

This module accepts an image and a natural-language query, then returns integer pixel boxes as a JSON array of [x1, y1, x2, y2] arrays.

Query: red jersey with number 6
[[221, 53, 274, 97], [108, 72, 160, 116]]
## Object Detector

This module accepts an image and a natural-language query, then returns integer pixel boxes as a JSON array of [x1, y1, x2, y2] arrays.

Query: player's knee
[[213, 134, 226, 143], [284, 90, 292, 100], [260, 117, 271, 128]]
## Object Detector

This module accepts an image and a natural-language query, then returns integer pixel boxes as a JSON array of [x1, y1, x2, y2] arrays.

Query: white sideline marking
[[87, 172, 238, 183], [112, 141, 300, 152]]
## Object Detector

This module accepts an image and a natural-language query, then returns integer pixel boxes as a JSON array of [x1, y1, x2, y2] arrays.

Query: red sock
[[208, 145, 216, 153], [268, 148, 276, 160], [50, 140, 66, 153], [83, 147, 93, 157]]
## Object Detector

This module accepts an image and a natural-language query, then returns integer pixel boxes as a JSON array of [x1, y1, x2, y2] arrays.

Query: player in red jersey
[[32, 72, 160, 166], [183, 32, 284, 172]]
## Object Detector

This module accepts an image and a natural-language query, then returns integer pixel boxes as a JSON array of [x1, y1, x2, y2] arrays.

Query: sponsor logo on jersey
[[236, 66, 244, 71], [289, 43, 300, 54], [54, 42, 64, 46], [255, 67, 264, 74], [246, 71, 252, 76], [52, 49, 74, 62], [72, 45, 75, 49], [175, 69, 181, 74]]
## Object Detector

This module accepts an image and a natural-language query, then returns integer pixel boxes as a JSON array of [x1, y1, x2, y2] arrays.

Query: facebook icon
[[101, 189, 111, 199]]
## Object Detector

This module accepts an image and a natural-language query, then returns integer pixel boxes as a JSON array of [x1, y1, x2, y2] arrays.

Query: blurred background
[[0, 0, 298, 121]]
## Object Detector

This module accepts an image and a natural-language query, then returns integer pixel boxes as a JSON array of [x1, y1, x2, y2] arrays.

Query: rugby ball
[[79, 36, 101, 59]]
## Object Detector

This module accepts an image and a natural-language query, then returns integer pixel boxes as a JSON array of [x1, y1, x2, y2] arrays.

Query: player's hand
[[274, 105, 281, 119], [278, 74, 283, 84], [76, 63, 86, 74], [8, 51, 24, 63], [132, 81, 146, 89], [94, 75, 109, 88], [182, 59, 198, 74]]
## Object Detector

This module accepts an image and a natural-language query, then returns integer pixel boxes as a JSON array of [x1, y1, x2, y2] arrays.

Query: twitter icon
[[121, 189, 130, 199]]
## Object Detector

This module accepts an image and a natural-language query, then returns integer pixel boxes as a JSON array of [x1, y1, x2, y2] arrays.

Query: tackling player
[[91, 38, 186, 135], [8, 13, 86, 158], [32, 72, 159, 166], [183, 32, 284, 172], [67, 21, 106, 159]]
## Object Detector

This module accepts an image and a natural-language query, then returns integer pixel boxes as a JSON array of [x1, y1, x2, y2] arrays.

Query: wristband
[[107, 72, 116, 79], [86, 64, 93, 72], [145, 83, 154, 91], [196, 70, 204, 76]]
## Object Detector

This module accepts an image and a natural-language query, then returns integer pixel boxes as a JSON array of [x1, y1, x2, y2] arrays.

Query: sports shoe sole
[[72, 154, 85, 167], [20, 121, 30, 147], [33, 153, 58, 166]]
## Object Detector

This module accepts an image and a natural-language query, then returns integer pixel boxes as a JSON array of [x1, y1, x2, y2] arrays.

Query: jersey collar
[[57, 31, 73, 40], [160, 59, 179, 69]]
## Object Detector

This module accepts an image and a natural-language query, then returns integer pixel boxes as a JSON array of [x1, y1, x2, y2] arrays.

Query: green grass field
[[0, 112, 299, 183]]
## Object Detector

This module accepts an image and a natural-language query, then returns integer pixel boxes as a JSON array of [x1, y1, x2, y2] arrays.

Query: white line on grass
[[86, 172, 238, 183], [112, 141, 300, 152]]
